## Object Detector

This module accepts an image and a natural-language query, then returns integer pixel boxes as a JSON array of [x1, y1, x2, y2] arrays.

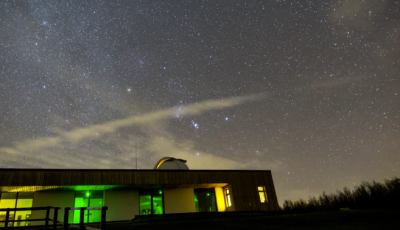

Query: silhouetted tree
[[282, 177, 400, 212]]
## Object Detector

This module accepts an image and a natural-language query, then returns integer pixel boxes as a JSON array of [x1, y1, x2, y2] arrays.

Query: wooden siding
[[0, 169, 279, 211]]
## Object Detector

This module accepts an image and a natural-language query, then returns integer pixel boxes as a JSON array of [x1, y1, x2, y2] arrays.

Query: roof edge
[[0, 168, 272, 172]]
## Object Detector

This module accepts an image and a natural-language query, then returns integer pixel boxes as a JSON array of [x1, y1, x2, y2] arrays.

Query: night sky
[[0, 0, 399, 203]]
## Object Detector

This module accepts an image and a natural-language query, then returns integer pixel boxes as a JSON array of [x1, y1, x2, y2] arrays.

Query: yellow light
[[225, 189, 231, 207], [258, 186, 268, 203], [155, 158, 169, 169], [259, 192, 266, 203]]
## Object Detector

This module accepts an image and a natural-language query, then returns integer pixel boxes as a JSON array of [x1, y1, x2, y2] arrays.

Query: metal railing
[[0, 206, 59, 229], [0, 206, 108, 230]]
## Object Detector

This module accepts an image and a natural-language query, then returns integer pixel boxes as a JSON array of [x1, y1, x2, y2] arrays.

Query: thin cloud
[[0, 94, 263, 166], [63, 93, 263, 142]]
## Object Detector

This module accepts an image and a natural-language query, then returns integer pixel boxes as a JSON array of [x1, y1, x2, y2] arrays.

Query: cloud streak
[[0, 94, 263, 165], [63, 93, 263, 142]]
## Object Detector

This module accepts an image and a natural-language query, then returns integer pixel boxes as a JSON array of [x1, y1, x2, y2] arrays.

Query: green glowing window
[[194, 189, 217, 212], [73, 191, 103, 224], [139, 189, 164, 215], [194, 194, 199, 212]]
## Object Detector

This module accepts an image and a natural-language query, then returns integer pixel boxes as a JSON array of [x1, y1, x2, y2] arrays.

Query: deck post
[[101, 206, 108, 230], [53, 207, 59, 229], [45, 206, 50, 229], [79, 207, 85, 230], [4, 209, 10, 229], [63, 207, 70, 230]]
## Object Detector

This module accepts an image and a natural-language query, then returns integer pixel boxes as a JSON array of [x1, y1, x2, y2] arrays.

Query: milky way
[[0, 0, 399, 203]]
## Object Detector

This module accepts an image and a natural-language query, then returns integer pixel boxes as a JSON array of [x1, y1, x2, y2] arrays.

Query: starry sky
[[0, 0, 399, 203]]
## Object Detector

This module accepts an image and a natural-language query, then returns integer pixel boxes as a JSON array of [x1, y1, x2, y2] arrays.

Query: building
[[0, 157, 279, 227]]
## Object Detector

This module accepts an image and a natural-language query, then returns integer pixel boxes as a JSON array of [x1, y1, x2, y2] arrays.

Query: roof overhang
[[0, 183, 229, 192]]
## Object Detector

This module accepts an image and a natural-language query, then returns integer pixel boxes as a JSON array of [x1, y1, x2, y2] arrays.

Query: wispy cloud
[[0, 94, 263, 167], [63, 93, 263, 142]]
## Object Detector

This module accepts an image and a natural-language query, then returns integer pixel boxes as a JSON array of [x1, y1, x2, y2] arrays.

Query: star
[[191, 120, 199, 129], [0, 0, 398, 207]]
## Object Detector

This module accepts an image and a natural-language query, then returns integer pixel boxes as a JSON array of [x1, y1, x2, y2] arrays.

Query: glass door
[[74, 192, 89, 224], [139, 195, 152, 215], [74, 191, 103, 224], [194, 189, 217, 212], [139, 190, 164, 215], [88, 191, 103, 223], [15, 193, 34, 227], [0, 193, 33, 227], [152, 196, 163, 215], [0, 193, 17, 227]]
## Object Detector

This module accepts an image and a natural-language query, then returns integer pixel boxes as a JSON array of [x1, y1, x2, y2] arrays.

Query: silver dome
[[154, 157, 189, 170]]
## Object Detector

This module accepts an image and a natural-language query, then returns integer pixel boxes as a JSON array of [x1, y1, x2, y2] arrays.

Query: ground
[[94, 209, 399, 230], [27, 209, 400, 230]]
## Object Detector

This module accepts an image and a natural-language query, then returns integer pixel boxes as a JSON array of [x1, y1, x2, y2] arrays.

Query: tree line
[[282, 177, 400, 211]]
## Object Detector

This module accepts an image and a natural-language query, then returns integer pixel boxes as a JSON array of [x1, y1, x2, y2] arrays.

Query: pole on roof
[[136, 139, 138, 169]]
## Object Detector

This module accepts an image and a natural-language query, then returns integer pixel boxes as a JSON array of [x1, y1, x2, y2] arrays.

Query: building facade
[[0, 168, 279, 227]]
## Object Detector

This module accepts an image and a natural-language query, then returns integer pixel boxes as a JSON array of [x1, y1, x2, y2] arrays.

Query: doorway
[[73, 191, 103, 224], [194, 189, 217, 212], [139, 189, 164, 215]]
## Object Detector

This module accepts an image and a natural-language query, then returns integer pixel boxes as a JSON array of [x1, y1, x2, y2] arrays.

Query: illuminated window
[[225, 189, 231, 207], [258, 186, 268, 203], [73, 191, 103, 224], [194, 189, 217, 212], [0, 193, 33, 227], [139, 189, 164, 215]]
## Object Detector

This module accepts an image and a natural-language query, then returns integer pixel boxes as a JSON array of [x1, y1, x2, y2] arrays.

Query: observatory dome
[[154, 157, 189, 170]]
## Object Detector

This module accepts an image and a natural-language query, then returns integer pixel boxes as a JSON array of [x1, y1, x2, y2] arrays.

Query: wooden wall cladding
[[0, 169, 279, 211]]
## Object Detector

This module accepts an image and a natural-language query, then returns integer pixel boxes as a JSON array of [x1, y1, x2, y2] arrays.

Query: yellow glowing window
[[258, 186, 268, 203], [225, 189, 231, 207]]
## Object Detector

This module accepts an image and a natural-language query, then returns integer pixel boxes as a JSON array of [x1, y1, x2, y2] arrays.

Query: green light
[[159, 190, 162, 194], [86, 192, 90, 197], [207, 193, 210, 196]]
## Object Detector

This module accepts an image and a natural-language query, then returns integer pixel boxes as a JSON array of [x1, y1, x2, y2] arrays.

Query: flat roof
[[0, 168, 271, 172]]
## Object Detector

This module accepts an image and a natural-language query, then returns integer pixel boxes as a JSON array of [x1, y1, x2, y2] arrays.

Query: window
[[0, 193, 33, 227], [73, 191, 103, 224], [194, 189, 217, 212], [139, 189, 164, 215], [258, 186, 268, 203], [225, 189, 231, 207]]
